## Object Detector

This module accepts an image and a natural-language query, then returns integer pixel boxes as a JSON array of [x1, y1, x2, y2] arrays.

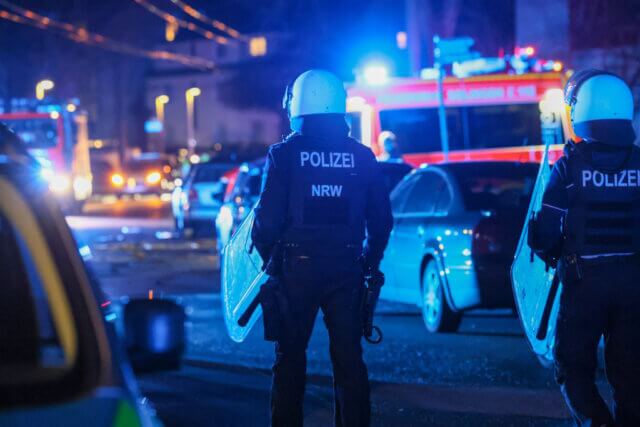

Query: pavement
[[67, 207, 592, 426]]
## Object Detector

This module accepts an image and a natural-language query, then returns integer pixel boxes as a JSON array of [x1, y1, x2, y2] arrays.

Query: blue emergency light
[[145, 119, 163, 134]]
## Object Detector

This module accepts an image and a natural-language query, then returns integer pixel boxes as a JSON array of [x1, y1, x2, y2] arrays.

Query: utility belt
[[561, 252, 640, 281], [282, 242, 362, 259]]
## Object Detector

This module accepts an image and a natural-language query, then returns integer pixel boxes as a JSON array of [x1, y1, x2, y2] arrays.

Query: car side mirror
[[124, 299, 185, 373]]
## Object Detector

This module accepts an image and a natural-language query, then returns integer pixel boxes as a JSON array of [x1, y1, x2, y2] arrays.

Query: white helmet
[[564, 69, 636, 145], [283, 70, 346, 119]]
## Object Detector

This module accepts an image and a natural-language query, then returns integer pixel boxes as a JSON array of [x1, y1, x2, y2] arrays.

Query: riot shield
[[221, 209, 267, 342], [511, 143, 561, 363]]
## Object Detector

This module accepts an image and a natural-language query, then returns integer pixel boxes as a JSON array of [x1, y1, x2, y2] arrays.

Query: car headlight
[[49, 174, 71, 194], [110, 173, 125, 187], [145, 171, 162, 185]]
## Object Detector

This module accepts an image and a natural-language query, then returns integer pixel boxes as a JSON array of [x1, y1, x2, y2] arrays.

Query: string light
[[131, 0, 228, 44], [0, 1, 215, 70], [167, 0, 244, 40]]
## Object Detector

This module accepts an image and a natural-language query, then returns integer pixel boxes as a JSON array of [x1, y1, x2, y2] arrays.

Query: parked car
[[0, 137, 184, 426], [89, 158, 119, 195], [115, 154, 173, 196], [215, 159, 265, 251], [380, 161, 538, 333], [172, 162, 236, 237]]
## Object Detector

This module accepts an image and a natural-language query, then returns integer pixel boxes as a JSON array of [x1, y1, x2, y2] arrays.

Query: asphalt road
[[68, 209, 585, 427]]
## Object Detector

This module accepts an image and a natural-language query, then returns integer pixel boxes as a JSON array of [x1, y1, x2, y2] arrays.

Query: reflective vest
[[564, 144, 640, 256]]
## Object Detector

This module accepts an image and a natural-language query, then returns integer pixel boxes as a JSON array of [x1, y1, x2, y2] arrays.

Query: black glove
[[528, 213, 560, 269]]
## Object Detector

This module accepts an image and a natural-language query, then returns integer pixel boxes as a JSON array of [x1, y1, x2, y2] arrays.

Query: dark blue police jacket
[[531, 140, 640, 259], [251, 118, 393, 270]]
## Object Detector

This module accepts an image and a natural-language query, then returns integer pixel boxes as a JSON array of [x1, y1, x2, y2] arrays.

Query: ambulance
[[346, 51, 571, 166], [0, 99, 92, 211]]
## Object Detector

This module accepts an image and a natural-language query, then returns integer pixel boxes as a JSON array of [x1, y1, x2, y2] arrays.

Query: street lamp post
[[185, 87, 201, 155], [155, 94, 169, 124], [35, 79, 55, 100]]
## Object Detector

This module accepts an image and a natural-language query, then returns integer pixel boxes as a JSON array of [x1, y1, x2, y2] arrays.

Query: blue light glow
[[145, 119, 163, 134]]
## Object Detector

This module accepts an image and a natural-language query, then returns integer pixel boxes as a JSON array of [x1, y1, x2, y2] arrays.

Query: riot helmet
[[283, 70, 346, 132], [563, 69, 636, 146]]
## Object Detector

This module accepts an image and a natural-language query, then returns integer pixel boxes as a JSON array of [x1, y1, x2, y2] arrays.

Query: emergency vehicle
[[0, 99, 92, 211], [347, 51, 570, 166]]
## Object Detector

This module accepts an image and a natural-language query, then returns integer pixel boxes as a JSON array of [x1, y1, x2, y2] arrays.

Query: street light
[[155, 94, 170, 124], [35, 79, 55, 100], [185, 87, 201, 155]]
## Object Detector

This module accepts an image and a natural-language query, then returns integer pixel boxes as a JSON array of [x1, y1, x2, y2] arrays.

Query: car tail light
[[472, 218, 503, 255]]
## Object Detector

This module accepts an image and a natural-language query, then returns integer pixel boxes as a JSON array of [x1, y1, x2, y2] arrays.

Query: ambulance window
[[5, 118, 58, 149], [379, 108, 441, 154], [466, 104, 541, 149], [347, 112, 361, 141], [444, 108, 470, 151]]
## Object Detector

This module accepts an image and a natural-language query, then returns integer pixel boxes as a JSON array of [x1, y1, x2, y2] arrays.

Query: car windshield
[[448, 163, 538, 211], [4, 118, 59, 149]]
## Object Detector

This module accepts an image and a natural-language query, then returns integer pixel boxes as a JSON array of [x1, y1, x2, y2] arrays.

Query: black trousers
[[270, 255, 370, 427], [554, 257, 640, 427]]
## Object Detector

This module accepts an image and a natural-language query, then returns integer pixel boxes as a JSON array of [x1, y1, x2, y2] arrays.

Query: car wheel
[[421, 260, 461, 333]]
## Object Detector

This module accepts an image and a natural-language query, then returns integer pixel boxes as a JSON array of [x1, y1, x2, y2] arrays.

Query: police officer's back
[[529, 70, 640, 427], [251, 70, 392, 427]]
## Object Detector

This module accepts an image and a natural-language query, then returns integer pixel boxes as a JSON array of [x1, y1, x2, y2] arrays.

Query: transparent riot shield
[[511, 142, 562, 363], [221, 209, 267, 342]]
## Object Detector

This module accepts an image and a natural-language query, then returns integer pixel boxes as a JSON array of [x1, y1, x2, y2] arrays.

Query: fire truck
[[346, 56, 570, 166], [0, 99, 92, 212]]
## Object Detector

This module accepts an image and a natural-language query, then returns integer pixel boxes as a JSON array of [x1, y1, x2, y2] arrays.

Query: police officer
[[251, 70, 393, 427], [529, 70, 640, 426], [378, 130, 401, 161]]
